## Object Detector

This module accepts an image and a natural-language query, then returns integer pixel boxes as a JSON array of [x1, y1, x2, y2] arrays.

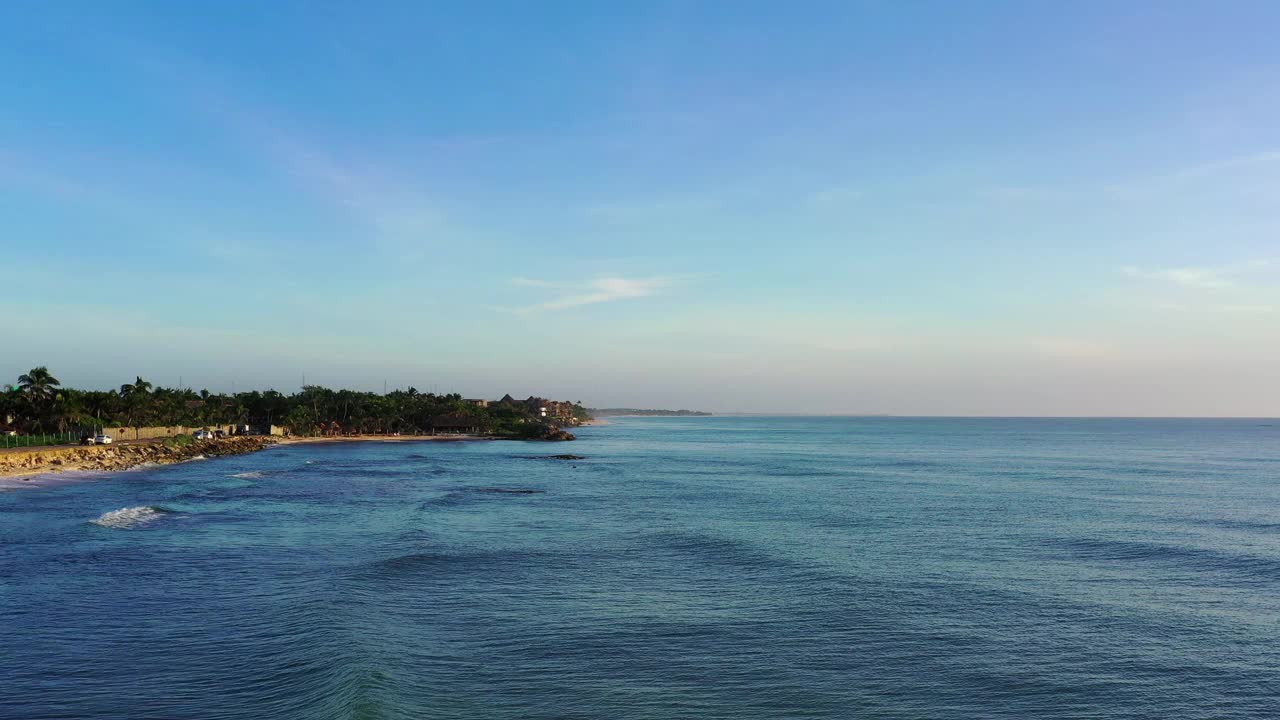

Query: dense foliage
[[2, 368, 587, 437]]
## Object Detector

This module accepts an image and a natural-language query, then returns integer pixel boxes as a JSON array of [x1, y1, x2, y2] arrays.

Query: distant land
[[588, 408, 712, 417]]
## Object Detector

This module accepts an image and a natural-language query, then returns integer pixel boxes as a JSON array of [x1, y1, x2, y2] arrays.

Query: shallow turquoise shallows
[[3, 417, 1279, 719]]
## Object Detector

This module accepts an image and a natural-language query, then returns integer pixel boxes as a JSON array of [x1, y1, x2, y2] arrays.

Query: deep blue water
[[2, 417, 1279, 719]]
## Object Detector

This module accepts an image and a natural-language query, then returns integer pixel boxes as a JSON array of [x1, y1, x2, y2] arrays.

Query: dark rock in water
[[533, 428, 576, 441], [475, 488, 544, 495], [548, 454, 585, 461]]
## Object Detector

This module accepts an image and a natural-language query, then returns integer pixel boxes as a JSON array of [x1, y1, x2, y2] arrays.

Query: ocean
[[2, 417, 1278, 719]]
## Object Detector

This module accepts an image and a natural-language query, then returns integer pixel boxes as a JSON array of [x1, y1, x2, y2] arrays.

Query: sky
[[2, 1, 1278, 415]]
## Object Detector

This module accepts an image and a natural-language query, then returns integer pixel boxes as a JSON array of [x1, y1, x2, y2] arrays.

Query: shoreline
[[0, 429, 592, 488], [0, 436, 275, 487], [274, 434, 494, 446], [0, 435, 483, 483]]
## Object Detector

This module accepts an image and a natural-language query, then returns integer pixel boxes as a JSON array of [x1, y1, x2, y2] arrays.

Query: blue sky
[[3, 1, 1278, 414]]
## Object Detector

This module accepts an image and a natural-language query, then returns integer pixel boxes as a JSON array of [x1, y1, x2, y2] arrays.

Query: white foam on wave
[[90, 505, 169, 529], [230, 471, 264, 479]]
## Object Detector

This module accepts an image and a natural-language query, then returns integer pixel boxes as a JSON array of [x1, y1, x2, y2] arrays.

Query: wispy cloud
[[1119, 259, 1278, 316], [1162, 150, 1280, 183], [196, 108, 448, 262], [158, 68, 448, 258], [510, 277, 562, 289], [1105, 149, 1280, 197], [255, 130, 443, 240], [1121, 266, 1236, 290], [0, 149, 99, 201], [1122, 259, 1277, 291], [507, 275, 670, 313]]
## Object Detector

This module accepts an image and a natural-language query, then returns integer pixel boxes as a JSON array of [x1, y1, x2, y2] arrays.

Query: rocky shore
[[0, 436, 274, 480], [1, 426, 575, 485], [536, 427, 577, 441]]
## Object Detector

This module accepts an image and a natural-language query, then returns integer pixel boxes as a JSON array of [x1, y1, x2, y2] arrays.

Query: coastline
[[0, 434, 485, 483], [274, 434, 493, 446], [0, 436, 275, 487], [0, 430, 586, 488]]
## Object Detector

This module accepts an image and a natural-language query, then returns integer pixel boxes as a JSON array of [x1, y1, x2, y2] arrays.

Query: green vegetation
[[2, 367, 589, 439], [0, 432, 81, 449]]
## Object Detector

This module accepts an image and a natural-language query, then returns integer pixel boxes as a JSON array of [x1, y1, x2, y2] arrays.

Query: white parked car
[[92, 434, 113, 445], [193, 430, 215, 440]]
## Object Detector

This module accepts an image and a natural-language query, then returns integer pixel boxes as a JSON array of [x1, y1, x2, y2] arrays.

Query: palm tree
[[53, 390, 86, 434], [0, 387, 16, 430], [120, 376, 153, 398], [119, 376, 153, 437], [16, 367, 61, 432], [18, 367, 60, 403]]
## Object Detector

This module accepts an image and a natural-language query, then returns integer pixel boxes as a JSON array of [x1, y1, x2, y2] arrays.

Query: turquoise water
[[2, 417, 1279, 719]]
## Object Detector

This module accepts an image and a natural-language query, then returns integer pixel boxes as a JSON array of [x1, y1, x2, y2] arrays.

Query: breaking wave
[[230, 471, 265, 479], [90, 506, 173, 529]]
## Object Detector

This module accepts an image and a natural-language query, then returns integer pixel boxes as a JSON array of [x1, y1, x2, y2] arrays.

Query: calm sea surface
[[2, 417, 1279, 719]]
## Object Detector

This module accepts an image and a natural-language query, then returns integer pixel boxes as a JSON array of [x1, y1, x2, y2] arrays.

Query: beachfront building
[[545, 401, 576, 421], [528, 398, 576, 422], [495, 393, 583, 425]]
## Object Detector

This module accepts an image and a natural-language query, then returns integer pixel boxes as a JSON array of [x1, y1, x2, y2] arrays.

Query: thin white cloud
[[172, 79, 446, 258], [1121, 266, 1235, 290], [94, 41, 448, 253], [1119, 260, 1277, 316], [1123, 259, 1278, 290], [510, 275, 670, 313], [1104, 149, 1280, 196], [252, 128, 444, 244], [510, 277, 562, 289], [1164, 150, 1280, 183], [0, 149, 99, 201]]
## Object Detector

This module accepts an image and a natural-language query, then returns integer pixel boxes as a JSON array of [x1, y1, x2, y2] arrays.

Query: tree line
[[2, 367, 589, 437]]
